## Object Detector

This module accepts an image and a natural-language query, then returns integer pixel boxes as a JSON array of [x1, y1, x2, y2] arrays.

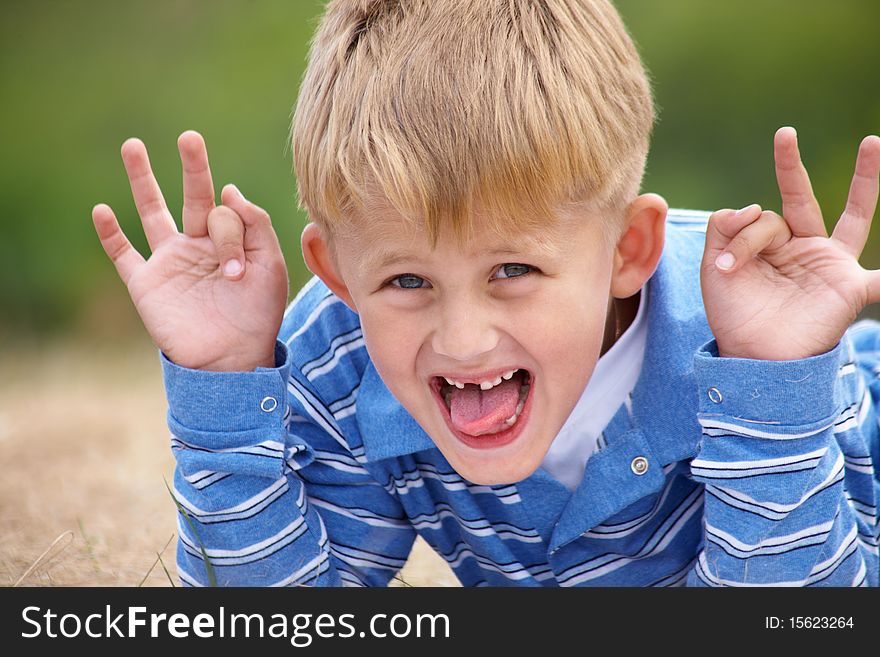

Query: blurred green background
[[2, 0, 879, 344]]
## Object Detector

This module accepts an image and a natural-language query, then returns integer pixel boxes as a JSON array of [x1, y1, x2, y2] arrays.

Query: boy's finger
[[713, 210, 792, 274], [92, 203, 146, 286], [774, 127, 827, 238], [219, 184, 280, 252], [704, 204, 763, 253], [178, 130, 216, 238], [831, 135, 880, 258], [207, 205, 247, 280], [121, 138, 179, 250]]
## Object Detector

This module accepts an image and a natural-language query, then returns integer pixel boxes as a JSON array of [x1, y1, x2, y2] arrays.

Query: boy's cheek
[[374, 325, 420, 356], [360, 315, 427, 391]]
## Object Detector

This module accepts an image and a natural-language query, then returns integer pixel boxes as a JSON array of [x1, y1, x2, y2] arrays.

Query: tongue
[[449, 376, 521, 436]]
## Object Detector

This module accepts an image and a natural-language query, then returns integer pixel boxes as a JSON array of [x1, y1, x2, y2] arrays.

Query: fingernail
[[715, 252, 735, 271], [230, 184, 243, 198], [735, 204, 755, 217], [224, 259, 243, 277]]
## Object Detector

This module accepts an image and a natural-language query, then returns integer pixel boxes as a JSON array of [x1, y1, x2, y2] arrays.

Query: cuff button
[[631, 456, 649, 475], [707, 387, 723, 404], [260, 396, 278, 413]]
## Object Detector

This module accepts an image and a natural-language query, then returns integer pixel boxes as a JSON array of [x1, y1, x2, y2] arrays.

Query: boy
[[92, 0, 880, 586]]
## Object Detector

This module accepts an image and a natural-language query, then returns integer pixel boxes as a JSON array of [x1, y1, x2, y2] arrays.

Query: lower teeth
[[503, 389, 529, 426]]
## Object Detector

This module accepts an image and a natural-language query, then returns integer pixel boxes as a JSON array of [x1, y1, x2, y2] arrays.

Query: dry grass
[[0, 336, 458, 587]]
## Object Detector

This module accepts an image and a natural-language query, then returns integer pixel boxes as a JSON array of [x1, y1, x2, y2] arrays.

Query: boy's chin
[[438, 447, 544, 486]]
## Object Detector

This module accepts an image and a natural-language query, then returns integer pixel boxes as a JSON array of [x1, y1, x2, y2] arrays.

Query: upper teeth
[[443, 369, 517, 390]]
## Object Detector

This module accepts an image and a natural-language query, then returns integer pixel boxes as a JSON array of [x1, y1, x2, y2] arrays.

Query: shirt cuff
[[161, 340, 292, 434], [693, 338, 844, 426]]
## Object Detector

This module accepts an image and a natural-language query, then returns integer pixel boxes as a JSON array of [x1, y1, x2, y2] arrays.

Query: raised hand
[[92, 131, 289, 371], [701, 127, 880, 361]]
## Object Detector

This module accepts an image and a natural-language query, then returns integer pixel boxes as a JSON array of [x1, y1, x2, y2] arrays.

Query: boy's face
[[306, 198, 650, 485]]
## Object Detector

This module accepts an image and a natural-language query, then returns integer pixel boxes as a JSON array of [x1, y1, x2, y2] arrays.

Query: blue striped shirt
[[162, 210, 880, 586]]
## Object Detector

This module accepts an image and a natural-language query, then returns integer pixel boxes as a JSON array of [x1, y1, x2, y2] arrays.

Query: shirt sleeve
[[685, 321, 880, 587], [161, 340, 417, 587]]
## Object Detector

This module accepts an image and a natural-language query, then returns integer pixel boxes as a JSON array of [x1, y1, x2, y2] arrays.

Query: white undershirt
[[540, 282, 650, 491]]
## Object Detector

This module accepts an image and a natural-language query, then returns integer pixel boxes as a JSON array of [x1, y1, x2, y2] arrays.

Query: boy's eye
[[493, 263, 534, 279], [386, 264, 534, 290], [389, 274, 428, 289]]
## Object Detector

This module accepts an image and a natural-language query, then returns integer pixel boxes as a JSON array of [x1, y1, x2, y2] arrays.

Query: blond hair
[[292, 0, 654, 250]]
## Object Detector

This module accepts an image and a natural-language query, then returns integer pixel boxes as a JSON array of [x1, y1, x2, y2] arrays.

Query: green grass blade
[[164, 478, 217, 587]]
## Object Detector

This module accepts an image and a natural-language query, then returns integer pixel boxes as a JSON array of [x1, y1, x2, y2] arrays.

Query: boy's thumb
[[207, 205, 246, 280], [219, 184, 278, 252]]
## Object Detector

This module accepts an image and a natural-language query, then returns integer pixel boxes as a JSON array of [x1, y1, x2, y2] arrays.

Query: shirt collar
[[356, 222, 713, 465], [357, 361, 437, 460]]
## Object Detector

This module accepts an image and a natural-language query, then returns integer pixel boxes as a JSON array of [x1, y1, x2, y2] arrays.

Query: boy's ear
[[301, 223, 358, 313], [610, 193, 668, 299]]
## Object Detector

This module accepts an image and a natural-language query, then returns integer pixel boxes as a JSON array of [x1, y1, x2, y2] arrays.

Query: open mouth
[[430, 369, 534, 449]]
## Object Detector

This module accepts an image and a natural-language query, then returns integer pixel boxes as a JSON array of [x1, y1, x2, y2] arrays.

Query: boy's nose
[[431, 303, 501, 363]]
